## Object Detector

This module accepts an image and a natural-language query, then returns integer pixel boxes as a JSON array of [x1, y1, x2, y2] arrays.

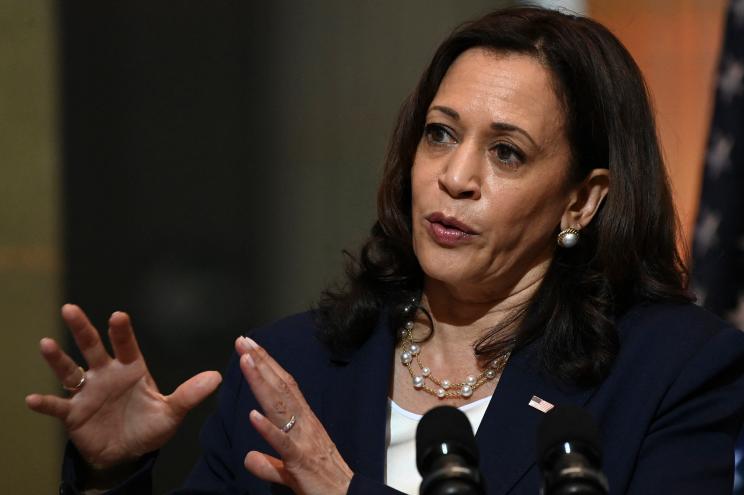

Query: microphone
[[416, 405, 485, 495], [537, 405, 609, 495]]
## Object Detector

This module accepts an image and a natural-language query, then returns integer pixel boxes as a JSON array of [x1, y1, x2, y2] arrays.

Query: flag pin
[[528, 395, 554, 413]]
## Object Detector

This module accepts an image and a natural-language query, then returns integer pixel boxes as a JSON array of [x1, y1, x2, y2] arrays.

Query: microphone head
[[416, 405, 479, 475], [537, 405, 602, 467]]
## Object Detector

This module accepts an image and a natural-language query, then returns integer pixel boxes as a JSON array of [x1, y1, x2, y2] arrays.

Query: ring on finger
[[280, 414, 297, 433], [63, 366, 87, 392]]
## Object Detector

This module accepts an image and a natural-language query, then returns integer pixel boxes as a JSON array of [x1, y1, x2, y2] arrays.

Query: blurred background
[[1, 0, 740, 493]]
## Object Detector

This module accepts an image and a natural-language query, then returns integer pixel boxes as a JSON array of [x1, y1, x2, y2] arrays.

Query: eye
[[491, 143, 525, 169], [423, 123, 457, 146]]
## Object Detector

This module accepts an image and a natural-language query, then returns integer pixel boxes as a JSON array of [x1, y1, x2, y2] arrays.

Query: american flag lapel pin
[[528, 395, 555, 413]]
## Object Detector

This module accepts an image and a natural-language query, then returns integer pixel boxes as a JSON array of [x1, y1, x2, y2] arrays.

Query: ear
[[560, 168, 609, 230]]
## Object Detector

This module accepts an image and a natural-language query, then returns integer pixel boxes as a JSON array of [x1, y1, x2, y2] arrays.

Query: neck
[[419, 259, 549, 347]]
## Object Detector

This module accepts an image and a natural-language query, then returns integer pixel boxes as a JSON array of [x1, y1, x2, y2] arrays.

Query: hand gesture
[[26, 304, 222, 469], [235, 337, 353, 495]]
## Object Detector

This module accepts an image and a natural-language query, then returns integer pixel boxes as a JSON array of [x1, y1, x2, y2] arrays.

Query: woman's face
[[411, 48, 575, 302]]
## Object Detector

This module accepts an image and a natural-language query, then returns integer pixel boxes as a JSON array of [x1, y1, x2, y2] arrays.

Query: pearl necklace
[[399, 319, 511, 399]]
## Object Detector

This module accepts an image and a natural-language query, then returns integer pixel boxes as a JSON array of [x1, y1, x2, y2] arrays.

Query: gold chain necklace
[[399, 319, 511, 399]]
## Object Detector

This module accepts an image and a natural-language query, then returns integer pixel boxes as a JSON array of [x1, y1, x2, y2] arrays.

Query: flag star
[[692, 283, 707, 306], [706, 132, 734, 178], [529, 0, 586, 15], [719, 58, 744, 102], [694, 209, 721, 255], [733, 0, 744, 26], [727, 293, 744, 331]]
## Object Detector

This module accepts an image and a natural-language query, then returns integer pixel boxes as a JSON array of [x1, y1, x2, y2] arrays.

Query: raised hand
[[26, 304, 222, 469], [235, 336, 354, 495]]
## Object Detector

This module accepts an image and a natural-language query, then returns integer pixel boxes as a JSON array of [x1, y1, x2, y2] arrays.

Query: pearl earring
[[557, 227, 580, 248]]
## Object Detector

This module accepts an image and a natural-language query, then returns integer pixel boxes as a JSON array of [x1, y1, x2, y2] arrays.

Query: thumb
[[167, 371, 222, 417], [244, 451, 291, 486]]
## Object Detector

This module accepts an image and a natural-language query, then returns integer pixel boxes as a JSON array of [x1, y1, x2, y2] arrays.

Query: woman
[[27, 6, 744, 494]]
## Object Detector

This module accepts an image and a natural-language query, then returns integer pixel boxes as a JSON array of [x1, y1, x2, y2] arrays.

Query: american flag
[[528, 395, 555, 414], [691, 1, 744, 492]]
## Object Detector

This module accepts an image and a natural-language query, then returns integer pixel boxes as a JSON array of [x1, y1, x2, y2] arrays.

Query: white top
[[384, 396, 492, 495]]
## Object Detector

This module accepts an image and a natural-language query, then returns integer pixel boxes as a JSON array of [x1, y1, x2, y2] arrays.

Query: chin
[[416, 248, 477, 289]]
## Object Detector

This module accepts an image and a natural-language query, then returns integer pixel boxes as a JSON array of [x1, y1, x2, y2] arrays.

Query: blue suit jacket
[[62, 303, 744, 494]]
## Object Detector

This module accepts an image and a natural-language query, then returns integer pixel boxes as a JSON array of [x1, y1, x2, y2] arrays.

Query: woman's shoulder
[[617, 301, 742, 347], [246, 311, 318, 341], [243, 311, 327, 357], [611, 301, 744, 377], [591, 305, 744, 494]]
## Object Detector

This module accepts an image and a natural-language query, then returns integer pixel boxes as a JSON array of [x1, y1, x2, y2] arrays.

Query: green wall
[[0, 0, 61, 493]]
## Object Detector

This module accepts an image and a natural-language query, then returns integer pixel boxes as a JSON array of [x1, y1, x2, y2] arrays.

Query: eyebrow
[[428, 105, 538, 149]]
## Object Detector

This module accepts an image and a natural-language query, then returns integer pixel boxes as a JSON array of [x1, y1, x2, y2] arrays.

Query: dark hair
[[316, 6, 691, 386]]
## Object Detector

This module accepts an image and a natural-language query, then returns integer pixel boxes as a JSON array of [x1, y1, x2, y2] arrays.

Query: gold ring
[[63, 366, 87, 392], [280, 415, 297, 433]]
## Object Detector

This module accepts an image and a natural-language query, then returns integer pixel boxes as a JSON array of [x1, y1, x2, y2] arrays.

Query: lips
[[425, 212, 478, 245]]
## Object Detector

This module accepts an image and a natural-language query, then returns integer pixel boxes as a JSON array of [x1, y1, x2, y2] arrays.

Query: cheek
[[410, 173, 444, 266], [410, 159, 434, 210], [410, 161, 426, 248], [479, 182, 567, 241]]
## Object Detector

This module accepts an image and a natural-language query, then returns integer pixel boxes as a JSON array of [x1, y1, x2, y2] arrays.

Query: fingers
[[244, 450, 291, 486], [61, 304, 111, 368], [39, 337, 88, 390], [236, 337, 296, 386], [167, 371, 222, 418], [238, 338, 304, 430], [238, 340, 355, 494], [249, 409, 296, 461], [108, 311, 142, 364], [246, 409, 354, 495], [25, 393, 71, 419]]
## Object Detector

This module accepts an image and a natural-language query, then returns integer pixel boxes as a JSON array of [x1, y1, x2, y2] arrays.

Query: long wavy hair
[[316, 6, 691, 386]]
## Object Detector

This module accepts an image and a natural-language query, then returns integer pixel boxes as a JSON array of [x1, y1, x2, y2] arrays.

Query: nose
[[437, 142, 482, 200]]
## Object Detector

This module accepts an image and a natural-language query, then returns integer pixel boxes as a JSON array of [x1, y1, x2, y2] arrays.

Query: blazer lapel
[[475, 342, 596, 494], [319, 314, 396, 482]]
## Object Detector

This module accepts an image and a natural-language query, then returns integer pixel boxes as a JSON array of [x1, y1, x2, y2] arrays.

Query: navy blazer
[[62, 303, 744, 494]]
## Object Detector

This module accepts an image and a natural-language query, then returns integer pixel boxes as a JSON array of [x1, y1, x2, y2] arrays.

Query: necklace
[[399, 319, 511, 399]]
